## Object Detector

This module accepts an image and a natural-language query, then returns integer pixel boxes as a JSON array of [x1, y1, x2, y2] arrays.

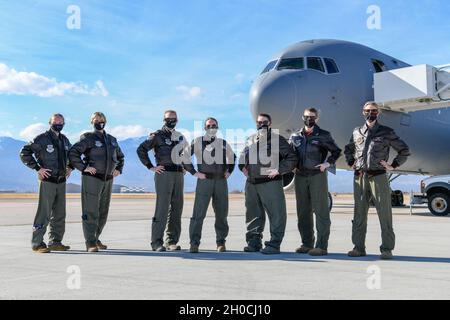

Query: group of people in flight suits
[[20, 101, 410, 260]]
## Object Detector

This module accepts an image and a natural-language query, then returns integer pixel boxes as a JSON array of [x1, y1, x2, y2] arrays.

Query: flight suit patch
[[292, 138, 302, 147], [46, 145, 54, 153], [95, 141, 103, 148]]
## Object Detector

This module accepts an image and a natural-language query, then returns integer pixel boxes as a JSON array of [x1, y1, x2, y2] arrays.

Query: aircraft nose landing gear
[[389, 174, 405, 207], [391, 190, 404, 207]]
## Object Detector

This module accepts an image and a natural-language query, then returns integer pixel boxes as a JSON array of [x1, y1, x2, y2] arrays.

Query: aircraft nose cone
[[250, 73, 298, 129]]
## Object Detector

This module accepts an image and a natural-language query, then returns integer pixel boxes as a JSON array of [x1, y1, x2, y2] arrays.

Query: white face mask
[[205, 127, 218, 137]]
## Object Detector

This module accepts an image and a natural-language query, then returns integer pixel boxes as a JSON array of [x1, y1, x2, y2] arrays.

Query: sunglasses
[[363, 109, 379, 114], [165, 118, 178, 121], [206, 125, 218, 129], [257, 121, 270, 125]]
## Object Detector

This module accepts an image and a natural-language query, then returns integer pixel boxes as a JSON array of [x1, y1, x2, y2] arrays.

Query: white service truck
[[411, 175, 450, 216]]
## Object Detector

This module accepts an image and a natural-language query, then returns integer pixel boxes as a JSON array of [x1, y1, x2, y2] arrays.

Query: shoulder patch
[[292, 137, 302, 147]]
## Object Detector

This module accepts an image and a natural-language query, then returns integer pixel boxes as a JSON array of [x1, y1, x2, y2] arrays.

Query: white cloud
[[0, 63, 109, 97], [93, 80, 109, 97], [20, 123, 48, 141], [0, 130, 13, 137], [107, 125, 149, 140], [176, 85, 203, 100]]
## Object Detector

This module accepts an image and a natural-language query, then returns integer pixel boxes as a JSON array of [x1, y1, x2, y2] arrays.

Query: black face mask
[[364, 109, 379, 123], [51, 124, 64, 132], [257, 121, 270, 131], [164, 119, 177, 129], [365, 114, 378, 122], [303, 118, 316, 128], [94, 122, 106, 131]]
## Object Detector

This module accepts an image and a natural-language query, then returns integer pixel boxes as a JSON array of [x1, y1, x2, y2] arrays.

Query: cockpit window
[[277, 58, 305, 70], [261, 60, 278, 74], [372, 59, 387, 73], [307, 57, 325, 73], [270, 56, 340, 75], [324, 58, 339, 74]]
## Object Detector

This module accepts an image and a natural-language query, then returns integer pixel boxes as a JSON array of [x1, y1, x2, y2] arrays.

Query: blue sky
[[0, 0, 449, 142]]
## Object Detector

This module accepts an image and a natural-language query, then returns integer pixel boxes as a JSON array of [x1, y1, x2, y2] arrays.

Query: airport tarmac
[[0, 194, 449, 300]]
